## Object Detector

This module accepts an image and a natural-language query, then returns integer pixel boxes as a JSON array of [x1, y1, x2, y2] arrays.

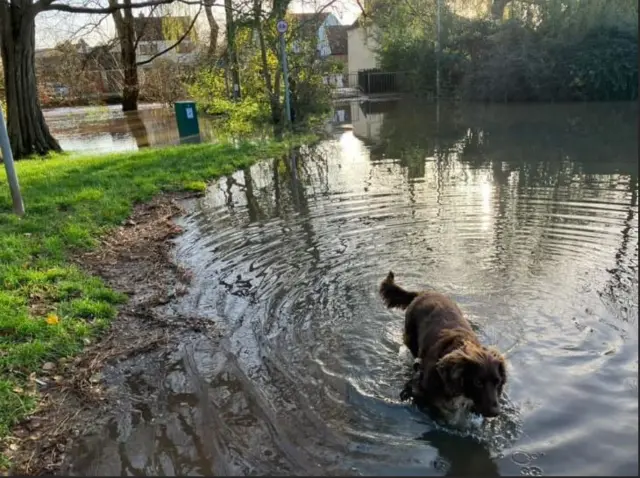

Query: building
[[133, 14, 197, 67], [324, 25, 349, 87], [347, 15, 380, 86], [286, 12, 349, 87], [287, 12, 341, 57]]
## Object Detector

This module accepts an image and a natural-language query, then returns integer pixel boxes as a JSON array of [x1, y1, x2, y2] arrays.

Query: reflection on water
[[64, 101, 638, 476], [43, 103, 272, 154]]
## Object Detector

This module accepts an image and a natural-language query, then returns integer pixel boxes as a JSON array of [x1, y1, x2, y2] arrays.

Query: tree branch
[[133, 4, 161, 50], [40, 0, 207, 15], [135, 4, 202, 66]]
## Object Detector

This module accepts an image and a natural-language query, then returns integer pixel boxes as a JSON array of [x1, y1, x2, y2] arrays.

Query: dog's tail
[[379, 271, 419, 310]]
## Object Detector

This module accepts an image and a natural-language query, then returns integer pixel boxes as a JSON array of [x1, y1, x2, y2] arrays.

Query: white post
[[436, 0, 441, 101], [0, 109, 25, 216]]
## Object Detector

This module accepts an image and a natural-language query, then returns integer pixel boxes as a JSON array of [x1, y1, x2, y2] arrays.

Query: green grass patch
[[0, 135, 312, 441]]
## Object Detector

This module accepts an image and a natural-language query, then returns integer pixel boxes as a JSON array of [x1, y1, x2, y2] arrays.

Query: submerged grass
[[0, 136, 310, 441]]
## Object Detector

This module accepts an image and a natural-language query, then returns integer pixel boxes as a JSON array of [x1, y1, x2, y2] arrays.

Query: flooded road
[[63, 101, 637, 476]]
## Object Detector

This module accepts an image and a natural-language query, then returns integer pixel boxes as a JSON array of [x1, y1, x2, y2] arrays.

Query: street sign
[[276, 19, 288, 34]]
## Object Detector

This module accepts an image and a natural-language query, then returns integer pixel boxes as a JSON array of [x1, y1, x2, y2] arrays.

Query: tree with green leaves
[[371, 0, 638, 102]]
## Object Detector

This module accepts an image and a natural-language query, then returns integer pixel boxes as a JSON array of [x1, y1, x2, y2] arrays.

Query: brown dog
[[379, 271, 507, 420]]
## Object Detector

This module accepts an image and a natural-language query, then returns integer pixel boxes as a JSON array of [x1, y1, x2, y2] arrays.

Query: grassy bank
[[0, 137, 310, 446]]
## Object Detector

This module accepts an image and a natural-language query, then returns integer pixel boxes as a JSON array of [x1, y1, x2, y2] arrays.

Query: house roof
[[326, 25, 348, 55], [134, 15, 192, 42], [288, 12, 331, 24], [288, 12, 332, 38], [347, 14, 364, 31]]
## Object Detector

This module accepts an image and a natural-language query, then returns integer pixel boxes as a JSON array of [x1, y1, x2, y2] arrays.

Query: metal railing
[[327, 70, 407, 99]]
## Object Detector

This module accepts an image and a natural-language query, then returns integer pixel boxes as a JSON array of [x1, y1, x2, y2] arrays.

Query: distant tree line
[[367, 0, 638, 102]]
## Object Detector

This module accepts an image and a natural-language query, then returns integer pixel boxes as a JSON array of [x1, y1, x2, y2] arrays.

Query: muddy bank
[[4, 193, 218, 475]]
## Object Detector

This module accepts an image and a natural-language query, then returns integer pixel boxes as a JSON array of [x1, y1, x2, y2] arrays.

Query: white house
[[132, 14, 197, 67], [288, 12, 341, 57], [347, 15, 380, 86], [286, 12, 349, 88]]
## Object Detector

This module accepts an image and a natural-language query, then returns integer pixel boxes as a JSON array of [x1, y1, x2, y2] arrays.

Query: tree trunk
[[110, 0, 139, 111], [254, 0, 279, 122], [224, 0, 241, 100], [0, 2, 61, 159], [205, 0, 219, 58], [491, 0, 510, 20]]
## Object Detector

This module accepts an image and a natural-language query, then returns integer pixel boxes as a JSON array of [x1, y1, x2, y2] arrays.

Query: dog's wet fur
[[380, 271, 507, 422]]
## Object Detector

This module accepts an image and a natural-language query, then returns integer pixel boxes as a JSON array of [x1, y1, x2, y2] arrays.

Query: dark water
[[64, 101, 638, 476]]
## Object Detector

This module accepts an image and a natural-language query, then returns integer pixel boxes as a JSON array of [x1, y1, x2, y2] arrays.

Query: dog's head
[[435, 344, 507, 418]]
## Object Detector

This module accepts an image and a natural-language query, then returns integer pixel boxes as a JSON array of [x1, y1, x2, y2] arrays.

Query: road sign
[[276, 19, 288, 34]]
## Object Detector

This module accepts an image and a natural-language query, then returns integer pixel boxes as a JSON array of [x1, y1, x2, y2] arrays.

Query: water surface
[[43, 103, 271, 153], [65, 101, 638, 476]]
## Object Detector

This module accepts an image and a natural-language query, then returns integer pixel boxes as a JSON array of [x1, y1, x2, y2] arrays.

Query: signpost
[[277, 19, 292, 125], [0, 108, 24, 216]]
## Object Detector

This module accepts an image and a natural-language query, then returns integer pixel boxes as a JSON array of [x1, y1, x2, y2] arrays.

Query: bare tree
[[115, 1, 202, 111], [0, 0, 215, 157], [109, 0, 141, 110], [0, 0, 190, 158], [204, 0, 219, 57]]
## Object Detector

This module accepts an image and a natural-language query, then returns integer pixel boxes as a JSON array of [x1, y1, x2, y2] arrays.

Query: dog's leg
[[400, 364, 425, 402], [412, 357, 423, 372], [400, 379, 414, 401]]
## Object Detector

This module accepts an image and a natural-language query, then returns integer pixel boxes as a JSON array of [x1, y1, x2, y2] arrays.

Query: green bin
[[174, 101, 201, 144]]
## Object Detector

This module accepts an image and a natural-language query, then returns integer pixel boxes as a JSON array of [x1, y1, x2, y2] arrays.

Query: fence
[[327, 70, 407, 99]]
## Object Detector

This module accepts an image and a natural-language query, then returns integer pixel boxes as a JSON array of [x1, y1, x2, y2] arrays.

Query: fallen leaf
[[42, 362, 56, 372]]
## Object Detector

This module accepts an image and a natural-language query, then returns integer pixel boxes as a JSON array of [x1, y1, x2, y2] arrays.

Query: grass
[[0, 135, 312, 441]]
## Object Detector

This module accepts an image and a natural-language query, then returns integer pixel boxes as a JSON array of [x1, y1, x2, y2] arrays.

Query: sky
[[35, 0, 363, 49]]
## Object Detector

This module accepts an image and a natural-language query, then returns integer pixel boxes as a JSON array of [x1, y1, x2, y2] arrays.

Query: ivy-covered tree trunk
[[253, 0, 280, 123], [225, 0, 241, 99], [0, 1, 61, 158]]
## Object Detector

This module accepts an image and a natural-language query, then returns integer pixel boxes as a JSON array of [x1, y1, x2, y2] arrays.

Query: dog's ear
[[498, 360, 507, 384], [487, 346, 507, 384], [435, 350, 469, 394]]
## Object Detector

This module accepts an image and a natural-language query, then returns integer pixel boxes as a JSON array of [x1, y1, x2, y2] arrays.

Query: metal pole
[[436, 0, 441, 101], [280, 33, 292, 125], [0, 109, 25, 216]]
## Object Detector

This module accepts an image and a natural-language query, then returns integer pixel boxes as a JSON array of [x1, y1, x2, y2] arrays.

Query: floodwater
[[63, 101, 638, 476], [43, 103, 271, 153], [44, 103, 182, 153]]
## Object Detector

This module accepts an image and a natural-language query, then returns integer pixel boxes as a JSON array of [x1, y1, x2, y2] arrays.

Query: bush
[[375, 6, 638, 103], [187, 66, 271, 134], [140, 59, 189, 106]]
